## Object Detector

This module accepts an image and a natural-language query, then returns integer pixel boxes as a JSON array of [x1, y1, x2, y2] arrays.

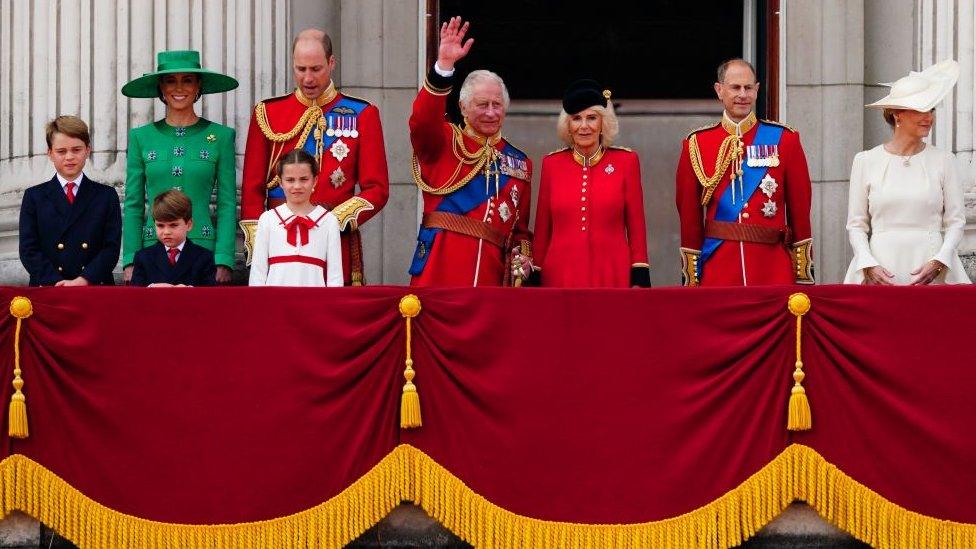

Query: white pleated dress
[[844, 144, 970, 285], [249, 204, 344, 287]]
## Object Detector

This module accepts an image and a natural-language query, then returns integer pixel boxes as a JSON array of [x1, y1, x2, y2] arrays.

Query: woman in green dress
[[121, 50, 238, 283]]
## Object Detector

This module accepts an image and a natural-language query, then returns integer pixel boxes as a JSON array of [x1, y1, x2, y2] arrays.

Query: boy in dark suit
[[130, 190, 216, 287], [19, 116, 122, 286]]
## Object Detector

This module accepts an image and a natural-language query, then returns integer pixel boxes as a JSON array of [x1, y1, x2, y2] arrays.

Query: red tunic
[[240, 85, 389, 284], [534, 147, 649, 287], [675, 114, 813, 286], [408, 79, 532, 287]]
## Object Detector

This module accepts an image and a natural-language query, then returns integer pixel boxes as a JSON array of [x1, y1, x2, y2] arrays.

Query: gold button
[[582, 197, 586, 202], [81, 242, 88, 249], [57, 243, 64, 250], [582, 227, 587, 231], [582, 217, 587, 221], [742, 212, 750, 219], [582, 207, 586, 211]]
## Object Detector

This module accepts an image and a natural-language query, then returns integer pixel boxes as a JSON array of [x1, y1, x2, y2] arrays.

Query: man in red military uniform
[[675, 58, 814, 286], [408, 17, 533, 287], [240, 29, 389, 285]]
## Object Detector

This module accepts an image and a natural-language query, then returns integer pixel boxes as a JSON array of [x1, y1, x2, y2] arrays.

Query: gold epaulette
[[546, 147, 570, 156], [762, 119, 797, 133], [609, 145, 633, 152], [685, 122, 720, 140]]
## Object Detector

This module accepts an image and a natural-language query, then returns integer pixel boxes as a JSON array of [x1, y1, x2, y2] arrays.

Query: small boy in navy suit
[[130, 190, 217, 287], [19, 116, 122, 286]]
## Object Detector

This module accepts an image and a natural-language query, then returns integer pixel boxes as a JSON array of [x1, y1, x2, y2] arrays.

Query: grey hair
[[556, 103, 619, 147], [459, 70, 510, 109]]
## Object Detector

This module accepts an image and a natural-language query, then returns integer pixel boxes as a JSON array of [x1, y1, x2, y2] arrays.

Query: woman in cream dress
[[845, 59, 971, 285]]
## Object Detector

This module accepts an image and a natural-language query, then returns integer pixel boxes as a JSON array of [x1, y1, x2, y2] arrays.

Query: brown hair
[[293, 29, 333, 58], [45, 115, 91, 149], [716, 58, 758, 84], [882, 108, 900, 128], [152, 189, 193, 222], [277, 149, 319, 179]]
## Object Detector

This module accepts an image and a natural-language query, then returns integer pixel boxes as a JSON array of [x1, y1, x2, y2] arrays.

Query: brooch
[[147, 151, 157, 161], [199, 150, 210, 160], [206, 134, 216, 142], [172, 166, 183, 177], [173, 146, 185, 157]]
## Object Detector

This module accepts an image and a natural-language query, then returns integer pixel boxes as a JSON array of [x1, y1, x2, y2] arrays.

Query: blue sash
[[409, 142, 526, 276], [268, 97, 368, 200], [699, 123, 784, 278]]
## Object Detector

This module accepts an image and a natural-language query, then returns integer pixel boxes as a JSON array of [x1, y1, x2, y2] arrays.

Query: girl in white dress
[[845, 59, 971, 285], [249, 150, 343, 287]]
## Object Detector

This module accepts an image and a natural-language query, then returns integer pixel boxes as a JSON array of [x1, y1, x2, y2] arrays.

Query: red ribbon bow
[[284, 216, 316, 247]]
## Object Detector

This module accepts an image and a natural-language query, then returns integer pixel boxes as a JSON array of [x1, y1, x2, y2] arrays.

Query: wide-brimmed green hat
[[121, 50, 238, 98]]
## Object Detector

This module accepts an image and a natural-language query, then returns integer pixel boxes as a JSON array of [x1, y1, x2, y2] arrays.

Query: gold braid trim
[[412, 125, 499, 196], [4, 444, 973, 548], [688, 133, 738, 206], [254, 102, 319, 143]]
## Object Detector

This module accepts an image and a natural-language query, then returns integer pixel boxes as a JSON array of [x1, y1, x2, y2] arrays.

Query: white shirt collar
[[166, 240, 187, 253], [55, 172, 84, 192]]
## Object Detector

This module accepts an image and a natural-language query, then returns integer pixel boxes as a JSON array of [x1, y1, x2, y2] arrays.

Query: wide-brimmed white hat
[[866, 59, 959, 111]]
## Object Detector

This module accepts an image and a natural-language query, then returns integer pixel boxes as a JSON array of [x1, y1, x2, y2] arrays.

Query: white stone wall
[[0, 0, 292, 283]]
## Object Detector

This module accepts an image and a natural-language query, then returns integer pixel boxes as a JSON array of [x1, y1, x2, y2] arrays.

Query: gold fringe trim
[[0, 444, 974, 548], [787, 293, 812, 431]]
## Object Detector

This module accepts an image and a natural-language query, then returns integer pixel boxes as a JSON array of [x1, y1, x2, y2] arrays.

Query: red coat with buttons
[[534, 147, 649, 287], [675, 118, 813, 286], [408, 81, 532, 287]]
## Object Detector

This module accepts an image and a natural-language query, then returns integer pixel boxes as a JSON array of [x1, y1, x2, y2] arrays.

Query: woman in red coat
[[532, 80, 651, 287]]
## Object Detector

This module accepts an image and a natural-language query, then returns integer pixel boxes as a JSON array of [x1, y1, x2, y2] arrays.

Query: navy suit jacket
[[130, 240, 216, 287], [19, 175, 122, 286]]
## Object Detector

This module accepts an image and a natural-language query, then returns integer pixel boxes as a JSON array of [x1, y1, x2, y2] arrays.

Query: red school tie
[[167, 247, 179, 266], [65, 182, 76, 204]]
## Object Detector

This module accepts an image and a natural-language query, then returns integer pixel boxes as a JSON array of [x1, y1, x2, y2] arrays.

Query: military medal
[[770, 145, 780, 167], [325, 115, 335, 137], [330, 139, 350, 162], [510, 186, 520, 207], [330, 167, 346, 188], [341, 117, 352, 138], [498, 201, 512, 222], [746, 145, 759, 167], [350, 117, 359, 139], [759, 174, 778, 197], [762, 199, 778, 218]]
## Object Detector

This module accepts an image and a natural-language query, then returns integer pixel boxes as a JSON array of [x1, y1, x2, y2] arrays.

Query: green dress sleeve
[[213, 125, 238, 267], [122, 127, 147, 267]]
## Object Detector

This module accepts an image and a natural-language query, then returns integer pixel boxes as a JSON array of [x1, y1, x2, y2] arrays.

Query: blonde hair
[[556, 103, 619, 147]]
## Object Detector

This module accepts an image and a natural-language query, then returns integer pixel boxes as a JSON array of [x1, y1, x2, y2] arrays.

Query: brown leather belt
[[423, 212, 507, 249], [705, 220, 791, 245]]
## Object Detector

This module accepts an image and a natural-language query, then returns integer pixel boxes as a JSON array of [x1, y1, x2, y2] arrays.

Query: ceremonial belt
[[705, 220, 792, 245], [422, 212, 507, 249], [268, 255, 326, 269]]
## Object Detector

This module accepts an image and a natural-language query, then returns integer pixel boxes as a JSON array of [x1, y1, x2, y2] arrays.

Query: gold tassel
[[787, 293, 812, 431], [399, 295, 422, 429], [8, 296, 33, 438]]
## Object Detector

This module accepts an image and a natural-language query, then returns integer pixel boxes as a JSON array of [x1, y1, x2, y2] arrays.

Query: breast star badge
[[498, 201, 512, 222], [760, 174, 778, 197], [605, 163, 615, 174], [330, 139, 350, 162], [330, 167, 346, 188], [762, 199, 778, 218]]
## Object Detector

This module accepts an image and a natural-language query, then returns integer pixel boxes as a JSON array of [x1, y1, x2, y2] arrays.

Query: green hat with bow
[[121, 50, 238, 98]]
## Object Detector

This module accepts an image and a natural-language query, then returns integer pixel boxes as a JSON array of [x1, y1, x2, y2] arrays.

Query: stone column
[[915, 0, 976, 279], [784, 0, 866, 284], [0, 0, 292, 283], [335, 0, 420, 284]]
